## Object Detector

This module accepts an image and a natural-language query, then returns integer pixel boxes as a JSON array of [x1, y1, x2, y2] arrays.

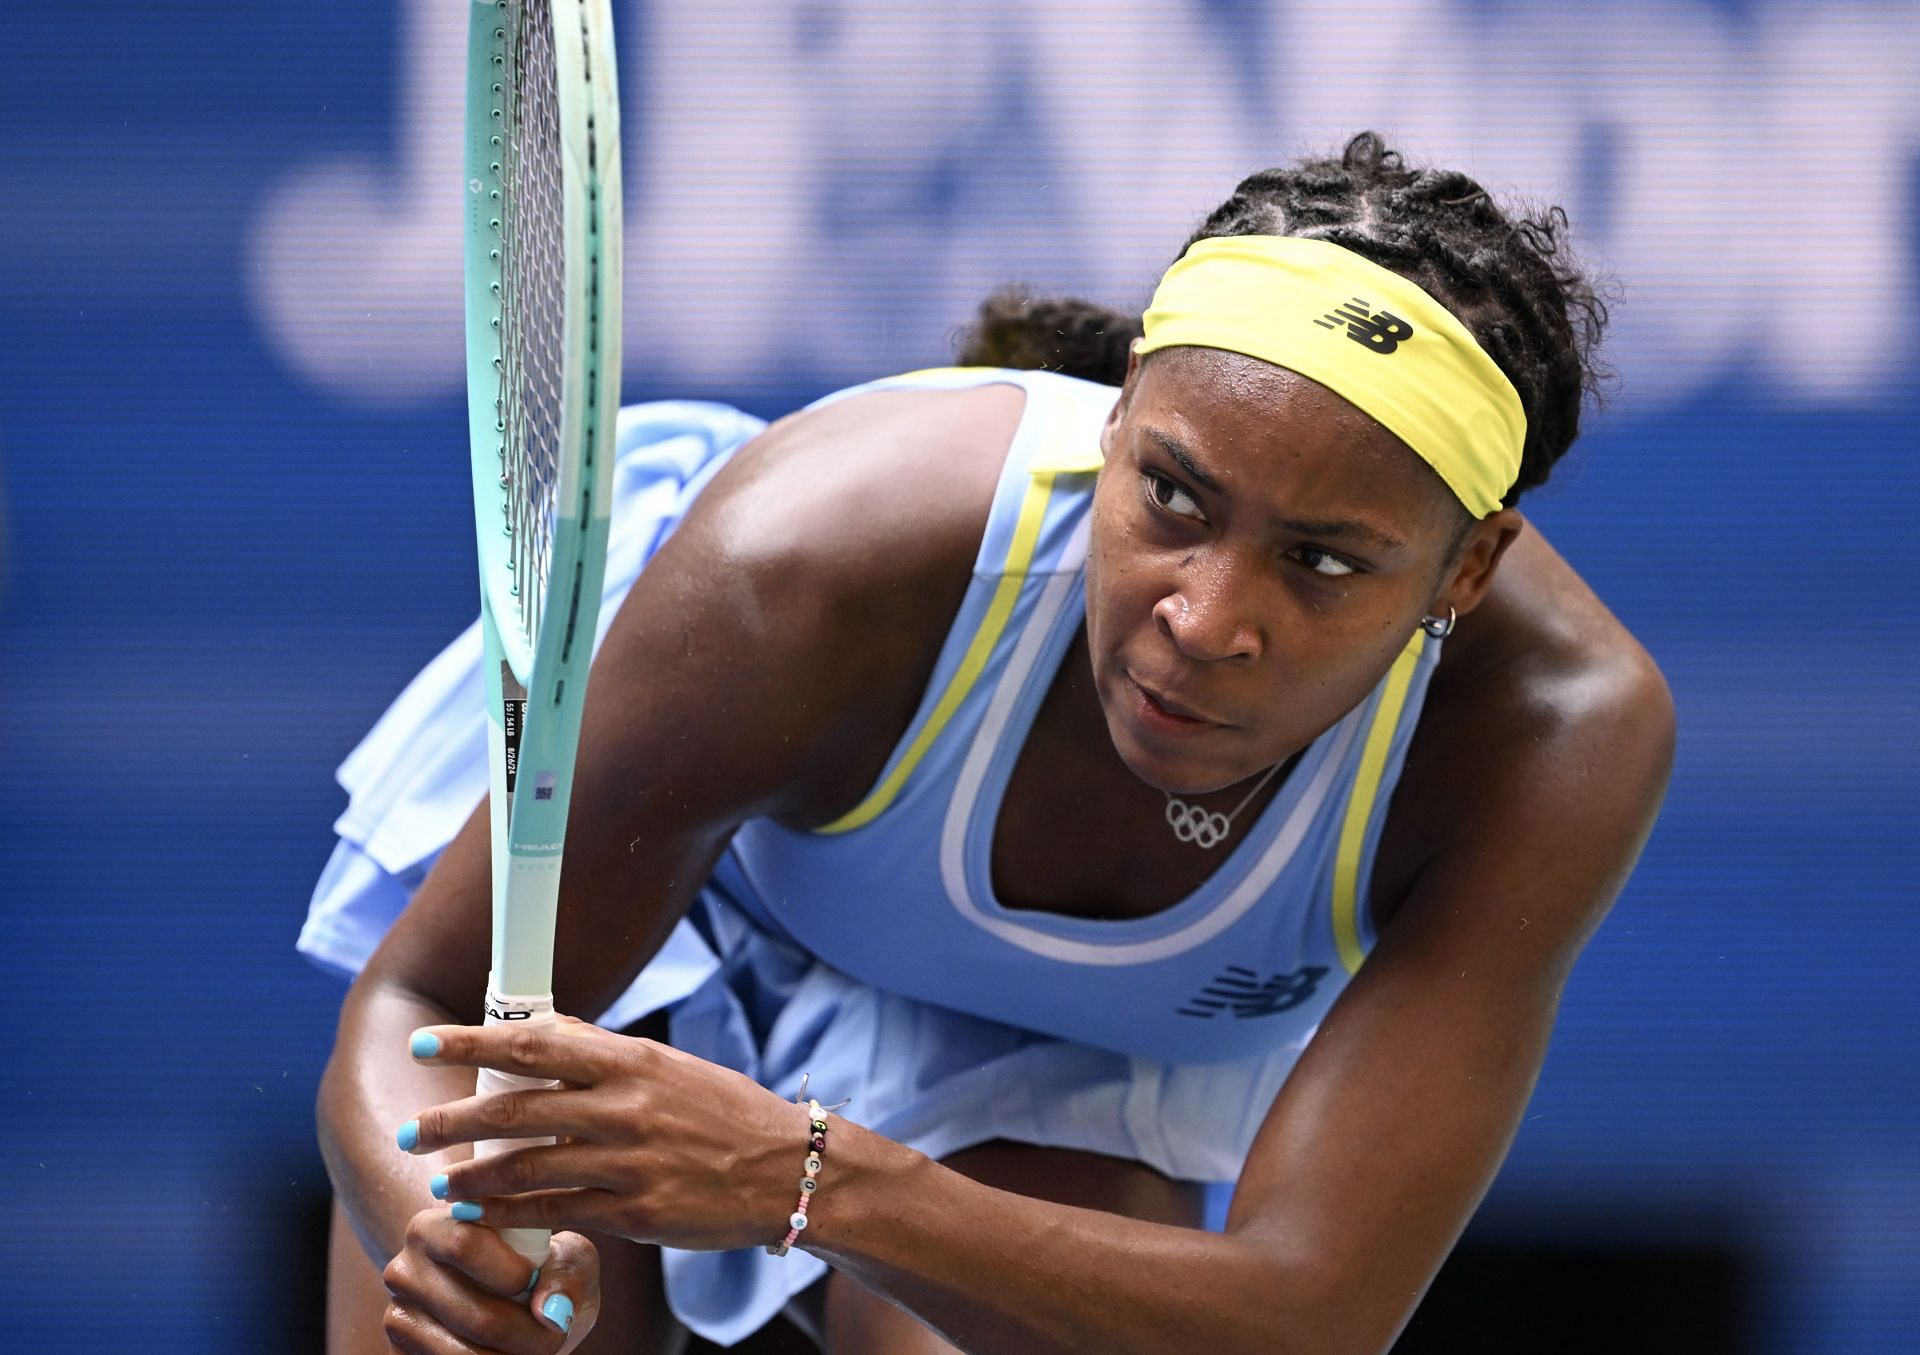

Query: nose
[[1152, 557, 1262, 663]]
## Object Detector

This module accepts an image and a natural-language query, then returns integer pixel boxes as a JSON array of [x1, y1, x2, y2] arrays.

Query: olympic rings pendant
[[1165, 796, 1231, 849]]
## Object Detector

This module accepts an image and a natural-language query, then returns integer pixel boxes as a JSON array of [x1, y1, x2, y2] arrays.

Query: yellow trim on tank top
[[1028, 440, 1105, 475], [816, 465, 1064, 835], [1330, 629, 1428, 974]]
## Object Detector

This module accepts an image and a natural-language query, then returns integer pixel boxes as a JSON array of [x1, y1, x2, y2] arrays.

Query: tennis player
[[303, 134, 1672, 1353]]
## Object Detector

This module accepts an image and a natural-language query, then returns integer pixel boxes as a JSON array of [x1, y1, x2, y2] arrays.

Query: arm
[[801, 641, 1676, 1352], [318, 385, 1010, 1257]]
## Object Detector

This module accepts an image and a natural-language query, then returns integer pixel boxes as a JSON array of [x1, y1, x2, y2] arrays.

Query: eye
[[1292, 546, 1357, 578], [1143, 470, 1204, 521]]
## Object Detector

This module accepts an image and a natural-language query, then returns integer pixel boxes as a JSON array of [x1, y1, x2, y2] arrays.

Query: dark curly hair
[[955, 132, 1610, 506]]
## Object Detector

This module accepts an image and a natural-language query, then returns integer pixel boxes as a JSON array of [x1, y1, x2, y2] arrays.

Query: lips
[[1128, 674, 1225, 727]]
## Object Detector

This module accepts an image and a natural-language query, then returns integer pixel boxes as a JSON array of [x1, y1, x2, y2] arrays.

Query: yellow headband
[[1136, 235, 1526, 518]]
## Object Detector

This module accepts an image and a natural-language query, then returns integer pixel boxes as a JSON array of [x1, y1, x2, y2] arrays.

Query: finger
[[382, 1300, 513, 1355], [410, 1018, 617, 1086], [402, 1087, 608, 1156], [442, 1142, 631, 1200], [387, 1225, 555, 1355], [432, 1187, 617, 1239], [407, 1207, 548, 1300], [526, 1231, 601, 1343], [385, 1242, 550, 1355]]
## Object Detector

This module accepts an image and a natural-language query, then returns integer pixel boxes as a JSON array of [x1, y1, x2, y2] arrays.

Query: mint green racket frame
[[461, 0, 621, 1263]]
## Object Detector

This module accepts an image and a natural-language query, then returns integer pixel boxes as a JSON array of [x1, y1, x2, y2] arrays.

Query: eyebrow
[[1145, 426, 1226, 494], [1140, 424, 1411, 554]]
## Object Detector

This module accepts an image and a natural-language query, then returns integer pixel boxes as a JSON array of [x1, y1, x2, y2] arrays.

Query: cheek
[[1084, 507, 1163, 643], [1266, 621, 1417, 730]]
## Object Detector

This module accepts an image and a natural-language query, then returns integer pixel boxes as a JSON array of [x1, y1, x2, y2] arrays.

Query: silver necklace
[[1163, 761, 1285, 850]]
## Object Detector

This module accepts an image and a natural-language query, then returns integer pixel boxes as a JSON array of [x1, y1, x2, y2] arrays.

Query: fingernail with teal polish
[[409, 1029, 440, 1058], [396, 1120, 419, 1152], [451, 1201, 484, 1222], [542, 1293, 574, 1333], [429, 1173, 448, 1200]]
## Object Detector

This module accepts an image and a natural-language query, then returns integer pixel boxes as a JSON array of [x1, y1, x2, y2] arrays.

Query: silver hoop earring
[[1421, 605, 1457, 640]]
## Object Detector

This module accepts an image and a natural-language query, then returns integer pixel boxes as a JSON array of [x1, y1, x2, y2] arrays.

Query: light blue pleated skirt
[[300, 401, 1309, 1346]]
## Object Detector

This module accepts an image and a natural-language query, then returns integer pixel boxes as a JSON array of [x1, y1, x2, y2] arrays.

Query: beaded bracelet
[[766, 1075, 846, 1257]]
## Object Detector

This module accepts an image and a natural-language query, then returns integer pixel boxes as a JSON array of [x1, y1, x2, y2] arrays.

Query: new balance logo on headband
[[1315, 297, 1415, 354]]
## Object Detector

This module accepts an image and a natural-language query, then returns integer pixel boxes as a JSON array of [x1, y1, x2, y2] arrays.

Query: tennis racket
[[462, 0, 622, 1265]]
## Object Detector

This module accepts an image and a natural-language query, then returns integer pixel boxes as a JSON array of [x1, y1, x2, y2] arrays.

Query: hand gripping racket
[[462, 0, 621, 1265]]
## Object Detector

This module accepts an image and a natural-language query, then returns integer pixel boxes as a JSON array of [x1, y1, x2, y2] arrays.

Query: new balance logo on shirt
[[1177, 964, 1330, 1019]]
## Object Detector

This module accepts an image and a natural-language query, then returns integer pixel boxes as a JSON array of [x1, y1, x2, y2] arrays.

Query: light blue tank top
[[715, 367, 1441, 1066]]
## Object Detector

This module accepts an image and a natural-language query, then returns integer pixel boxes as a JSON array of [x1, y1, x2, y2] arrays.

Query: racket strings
[[495, 0, 568, 654]]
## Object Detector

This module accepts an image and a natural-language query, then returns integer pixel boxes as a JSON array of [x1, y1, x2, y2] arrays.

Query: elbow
[[1213, 1235, 1410, 1355], [313, 973, 451, 1189]]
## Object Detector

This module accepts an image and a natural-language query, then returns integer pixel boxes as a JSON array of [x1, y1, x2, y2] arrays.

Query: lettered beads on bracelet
[[766, 1100, 830, 1257], [767, 1074, 848, 1258]]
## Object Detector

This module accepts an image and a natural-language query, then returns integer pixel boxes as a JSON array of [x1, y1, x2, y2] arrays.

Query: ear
[[1434, 508, 1524, 619]]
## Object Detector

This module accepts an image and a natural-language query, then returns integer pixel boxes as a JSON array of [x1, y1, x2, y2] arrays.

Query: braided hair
[[955, 132, 1609, 505]]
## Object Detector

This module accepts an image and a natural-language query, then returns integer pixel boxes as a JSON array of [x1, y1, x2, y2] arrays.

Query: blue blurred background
[[3, 1, 1916, 1350]]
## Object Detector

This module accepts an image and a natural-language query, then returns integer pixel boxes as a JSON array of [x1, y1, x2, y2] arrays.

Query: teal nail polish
[[542, 1293, 573, 1333], [515, 1266, 542, 1302], [409, 1030, 441, 1058], [451, 1201, 484, 1222], [429, 1173, 448, 1200], [396, 1120, 419, 1152]]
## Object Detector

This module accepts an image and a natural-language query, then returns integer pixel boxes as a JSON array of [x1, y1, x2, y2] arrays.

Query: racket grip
[[474, 984, 558, 1265]]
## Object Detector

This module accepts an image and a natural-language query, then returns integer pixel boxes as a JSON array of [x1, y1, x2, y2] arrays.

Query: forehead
[[1126, 346, 1461, 529]]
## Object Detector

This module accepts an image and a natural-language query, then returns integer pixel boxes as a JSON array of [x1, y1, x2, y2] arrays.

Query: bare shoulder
[[1443, 520, 1673, 742], [686, 382, 1023, 597], [1372, 520, 1676, 937], [592, 381, 1026, 823]]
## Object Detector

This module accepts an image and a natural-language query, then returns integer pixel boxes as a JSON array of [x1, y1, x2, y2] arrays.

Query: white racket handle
[[474, 987, 558, 1265]]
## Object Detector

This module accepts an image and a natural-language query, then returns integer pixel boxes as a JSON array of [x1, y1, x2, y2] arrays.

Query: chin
[[1099, 703, 1242, 796]]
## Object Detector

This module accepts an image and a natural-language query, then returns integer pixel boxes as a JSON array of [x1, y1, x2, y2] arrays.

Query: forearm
[[318, 977, 478, 1264], [807, 1125, 1323, 1355]]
